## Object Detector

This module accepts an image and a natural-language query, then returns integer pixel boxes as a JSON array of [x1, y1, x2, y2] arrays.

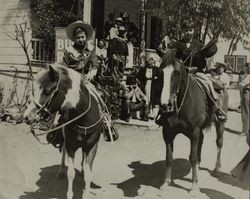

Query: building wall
[[0, 0, 31, 67], [0, 0, 33, 105], [214, 38, 250, 63]]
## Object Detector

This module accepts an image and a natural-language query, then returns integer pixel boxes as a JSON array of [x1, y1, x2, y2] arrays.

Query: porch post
[[140, 0, 146, 66], [83, 0, 92, 24]]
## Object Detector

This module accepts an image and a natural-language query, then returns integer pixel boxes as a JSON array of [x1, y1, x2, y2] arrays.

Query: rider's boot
[[215, 106, 227, 121], [155, 104, 168, 126]]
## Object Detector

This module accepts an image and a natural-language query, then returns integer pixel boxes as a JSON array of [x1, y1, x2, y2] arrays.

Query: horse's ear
[[48, 65, 59, 82]]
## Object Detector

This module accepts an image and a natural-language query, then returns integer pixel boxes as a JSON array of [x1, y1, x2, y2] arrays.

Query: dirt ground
[[0, 109, 249, 199]]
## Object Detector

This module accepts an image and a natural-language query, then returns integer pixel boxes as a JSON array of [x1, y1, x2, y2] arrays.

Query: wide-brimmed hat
[[126, 75, 138, 85], [215, 62, 227, 71], [115, 17, 123, 22], [66, 20, 94, 41]]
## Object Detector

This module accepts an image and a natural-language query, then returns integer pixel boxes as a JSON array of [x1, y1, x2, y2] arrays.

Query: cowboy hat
[[215, 62, 227, 71], [115, 17, 123, 22], [66, 20, 94, 41], [126, 75, 138, 85], [198, 38, 218, 58]]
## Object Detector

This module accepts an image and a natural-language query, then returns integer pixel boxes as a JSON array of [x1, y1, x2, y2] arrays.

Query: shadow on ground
[[225, 127, 241, 135], [115, 158, 191, 197], [201, 188, 235, 199], [19, 165, 101, 199], [171, 180, 237, 199], [199, 166, 249, 191]]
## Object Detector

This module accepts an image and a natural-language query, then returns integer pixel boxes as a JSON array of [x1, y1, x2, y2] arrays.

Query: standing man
[[108, 17, 128, 82], [137, 57, 161, 117], [215, 62, 231, 88], [121, 12, 139, 47], [239, 62, 250, 136], [104, 13, 115, 40]]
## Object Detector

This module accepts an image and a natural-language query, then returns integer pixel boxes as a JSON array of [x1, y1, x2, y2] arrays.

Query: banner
[[55, 27, 73, 63]]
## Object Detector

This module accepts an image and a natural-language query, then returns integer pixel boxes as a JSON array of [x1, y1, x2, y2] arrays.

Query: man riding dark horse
[[156, 37, 227, 125]]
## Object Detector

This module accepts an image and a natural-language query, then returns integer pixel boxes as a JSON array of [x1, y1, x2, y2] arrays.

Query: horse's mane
[[160, 50, 176, 68], [36, 64, 84, 85]]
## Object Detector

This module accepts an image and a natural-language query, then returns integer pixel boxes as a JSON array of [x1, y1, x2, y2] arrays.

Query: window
[[224, 55, 247, 72]]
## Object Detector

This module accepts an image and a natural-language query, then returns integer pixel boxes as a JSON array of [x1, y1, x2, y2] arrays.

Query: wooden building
[[0, 0, 31, 68]]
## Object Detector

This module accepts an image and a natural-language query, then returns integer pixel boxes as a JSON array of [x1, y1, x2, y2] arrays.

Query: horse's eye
[[43, 89, 51, 96]]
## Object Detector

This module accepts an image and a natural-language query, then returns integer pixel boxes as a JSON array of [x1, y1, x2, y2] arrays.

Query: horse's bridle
[[173, 54, 192, 115], [32, 72, 62, 120], [30, 72, 105, 144]]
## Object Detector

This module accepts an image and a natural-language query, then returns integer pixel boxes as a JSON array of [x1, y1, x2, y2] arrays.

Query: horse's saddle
[[208, 77, 225, 91]]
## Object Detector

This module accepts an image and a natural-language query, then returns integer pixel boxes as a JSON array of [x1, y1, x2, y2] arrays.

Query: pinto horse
[[159, 53, 228, 197], [24, 65, 105, 199]]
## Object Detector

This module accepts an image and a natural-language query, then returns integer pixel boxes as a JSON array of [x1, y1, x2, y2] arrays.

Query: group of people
[[98, 12, 139, 82], [61, 17, 249, 133], [62, 18, 150, 124]]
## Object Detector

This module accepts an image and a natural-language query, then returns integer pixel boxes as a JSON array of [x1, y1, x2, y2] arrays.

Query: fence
[[31, 38, 161, 67], [31, 38, 46, 61]]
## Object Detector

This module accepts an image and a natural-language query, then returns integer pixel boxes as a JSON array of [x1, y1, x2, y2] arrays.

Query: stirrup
[[103, 114, 119, 142]]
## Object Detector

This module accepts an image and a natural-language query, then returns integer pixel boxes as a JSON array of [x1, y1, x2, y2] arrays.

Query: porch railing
[[31, 38, 46, 61]]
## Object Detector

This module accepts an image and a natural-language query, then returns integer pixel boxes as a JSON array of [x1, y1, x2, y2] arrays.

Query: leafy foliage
[[146, 0, 250, 43], [30, 0, 81, 60]]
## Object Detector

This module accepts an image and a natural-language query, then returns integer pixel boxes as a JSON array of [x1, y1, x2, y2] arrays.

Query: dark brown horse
[[159, 53, 228, 197], [24, 65, 105, 199]]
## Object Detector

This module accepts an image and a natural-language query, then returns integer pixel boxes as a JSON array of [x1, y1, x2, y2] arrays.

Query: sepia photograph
[[0, 0, 249, 198]]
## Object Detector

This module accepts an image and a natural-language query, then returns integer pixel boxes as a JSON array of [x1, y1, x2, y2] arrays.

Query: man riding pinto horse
[[156, 38, 227, 125], [62, 20, 118, 142]]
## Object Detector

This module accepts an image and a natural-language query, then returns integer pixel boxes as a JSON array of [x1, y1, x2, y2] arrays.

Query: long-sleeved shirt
[[63, 44, 98, 74], [126, 86, 148, 103], [216, 72, 231, 88], [239, 74, 250, 91]]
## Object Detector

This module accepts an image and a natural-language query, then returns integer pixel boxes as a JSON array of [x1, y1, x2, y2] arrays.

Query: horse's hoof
[[138, 185, 147, 196], [188, 189, 201, 198], [56, 171, 66, 179], [211, 169, 221, 177], [160, 183, 170, 191], [189, 191, 209, 199], [82, 191, 91, 199], [67, 191, 73, 199]]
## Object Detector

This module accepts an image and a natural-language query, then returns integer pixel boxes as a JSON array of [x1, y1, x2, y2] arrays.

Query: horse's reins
[[32, 73, 62, 119], [31, 72, 105, 144]]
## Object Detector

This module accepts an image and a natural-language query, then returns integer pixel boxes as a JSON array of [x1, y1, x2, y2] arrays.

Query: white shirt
[[216, 72, 230, 88], [239, 74, 250, 90], [96, 47, 107, 58]]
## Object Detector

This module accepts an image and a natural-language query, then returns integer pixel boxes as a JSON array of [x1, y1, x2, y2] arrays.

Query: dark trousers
[[241, 89, 249, 135], [125, 100, 149, 120], [109, 54, 126, 82]]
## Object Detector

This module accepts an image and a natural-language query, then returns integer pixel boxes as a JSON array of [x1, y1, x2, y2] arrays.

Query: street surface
[[0, 109, 249, 199]]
